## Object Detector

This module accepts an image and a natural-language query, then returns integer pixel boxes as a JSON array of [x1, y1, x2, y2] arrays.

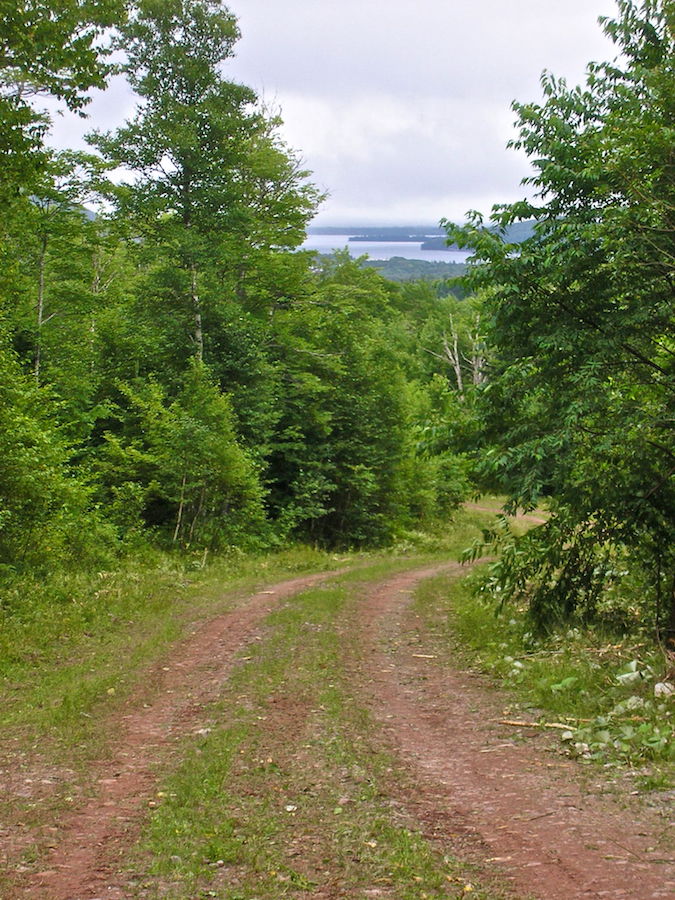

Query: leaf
[[551, 676, 578, 692]]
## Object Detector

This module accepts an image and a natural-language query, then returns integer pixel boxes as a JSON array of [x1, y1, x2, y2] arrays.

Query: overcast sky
[[47, 0, 620, 226]]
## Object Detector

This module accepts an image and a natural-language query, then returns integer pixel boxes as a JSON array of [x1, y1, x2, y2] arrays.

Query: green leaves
[[94, 365, 265, 548], [0, 0, 125, 109], [450, 0, 675, 630], [0, 0, 126, 202], [118, 0, 239, 101]]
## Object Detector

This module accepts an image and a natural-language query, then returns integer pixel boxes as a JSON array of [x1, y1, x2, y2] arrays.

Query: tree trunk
[[443, 316, 463, 394], [467, 313, 486, 386], [188, 484, 206, 543], [191, 262, 203, 362], [666, 568, 675, 650], [663, 564, 675, 676], [173, 472, 187, 545], [35, 233, 48, 385]]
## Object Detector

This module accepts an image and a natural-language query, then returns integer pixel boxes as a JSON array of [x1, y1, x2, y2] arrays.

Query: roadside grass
[[0, 546, 347, 741], [389, 502, 505, 560], [128, 570, 511, 900], [414, 567, 675, 784]]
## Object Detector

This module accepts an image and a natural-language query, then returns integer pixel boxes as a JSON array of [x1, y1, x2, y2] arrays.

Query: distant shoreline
[[307, 225, 446, 237], [307, 221, 535, 247]]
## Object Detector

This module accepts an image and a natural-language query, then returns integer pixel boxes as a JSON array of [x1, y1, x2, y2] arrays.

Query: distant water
[[301, 233, 471, 263]]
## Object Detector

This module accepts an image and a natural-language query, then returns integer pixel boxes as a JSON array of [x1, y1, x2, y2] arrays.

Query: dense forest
[[0, 0, 482, 577], [5, 0, 675, 649]]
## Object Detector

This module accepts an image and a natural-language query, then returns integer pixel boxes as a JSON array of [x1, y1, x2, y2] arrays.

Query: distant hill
[[421, 219, 537, 250], [361, 256, 466, 283], [307, 225, 445, 238], [307, 221, 537, 251]]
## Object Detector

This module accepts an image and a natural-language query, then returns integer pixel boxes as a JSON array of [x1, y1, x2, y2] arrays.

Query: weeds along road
[[3, 559, 675, 899]]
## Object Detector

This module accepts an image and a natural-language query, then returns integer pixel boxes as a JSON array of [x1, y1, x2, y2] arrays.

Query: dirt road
[[4, 563, 675, 899], [349, 565, 675, 899]]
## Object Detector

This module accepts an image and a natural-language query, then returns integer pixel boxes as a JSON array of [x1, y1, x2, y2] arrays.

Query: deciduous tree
[[449, 0, 675, 632]]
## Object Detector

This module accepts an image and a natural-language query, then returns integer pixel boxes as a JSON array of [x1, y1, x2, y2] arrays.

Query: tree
[[449, 0, 675, 633], [92, 0, 320, 361], [0, 331, 109, 572], [419, 294, 487, 396], [264, 254, 467, 546], [0, 0, 125, 196], [93, 363, 265, 548], [10, 151, 109, 383]]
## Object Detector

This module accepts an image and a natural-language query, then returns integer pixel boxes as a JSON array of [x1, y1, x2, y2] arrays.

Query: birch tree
[[92, 0, 320, 361]]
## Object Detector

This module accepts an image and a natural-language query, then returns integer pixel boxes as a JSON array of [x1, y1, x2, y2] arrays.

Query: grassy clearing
[[127, 568, 510, 900], [414, 566, 675, 785]]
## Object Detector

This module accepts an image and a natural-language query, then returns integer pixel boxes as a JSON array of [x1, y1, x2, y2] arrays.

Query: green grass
[[0, 546, 351, 738]]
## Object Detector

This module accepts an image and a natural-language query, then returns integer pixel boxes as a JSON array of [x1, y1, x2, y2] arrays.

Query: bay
[[301, 232, 471, 263]]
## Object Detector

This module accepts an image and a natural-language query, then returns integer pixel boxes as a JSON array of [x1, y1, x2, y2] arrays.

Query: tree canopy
[[451, 0, 675, 634]]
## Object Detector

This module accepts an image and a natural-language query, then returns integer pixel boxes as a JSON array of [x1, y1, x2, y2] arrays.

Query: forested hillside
[[8, 0, 675, 654], [0, 0, 484, 578]]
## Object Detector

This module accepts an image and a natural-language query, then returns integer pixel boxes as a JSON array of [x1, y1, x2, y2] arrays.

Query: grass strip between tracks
[[127, 566, 510, 900]]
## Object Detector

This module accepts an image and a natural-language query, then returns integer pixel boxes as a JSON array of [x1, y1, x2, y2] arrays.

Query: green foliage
[[463, 514, 618, 631], [95, 364, 265, 548], [0, 333, 110, 572], [0, 0, 124, 109], [262, 254, 473, 546], [448, 0, 675, 631], [0, 0, 125, 199], [91, 0, 321, 361], [266, 259, 408, 544]]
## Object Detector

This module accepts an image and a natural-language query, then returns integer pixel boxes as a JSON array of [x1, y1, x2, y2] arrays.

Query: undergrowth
[[415, 568, 675, 782]]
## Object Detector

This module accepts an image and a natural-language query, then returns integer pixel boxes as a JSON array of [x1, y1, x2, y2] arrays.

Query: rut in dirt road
[[6, 573, 331, 900], [349, 565, 675, 900]]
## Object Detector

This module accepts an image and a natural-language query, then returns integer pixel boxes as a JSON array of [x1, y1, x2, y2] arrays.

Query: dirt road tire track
[[350, 563, 675, 899], [6, 572, 331, 900]]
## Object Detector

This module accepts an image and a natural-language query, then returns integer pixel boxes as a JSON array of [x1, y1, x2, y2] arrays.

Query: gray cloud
[[46, 0, 619, 225], [225, 0, 618, 224]]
